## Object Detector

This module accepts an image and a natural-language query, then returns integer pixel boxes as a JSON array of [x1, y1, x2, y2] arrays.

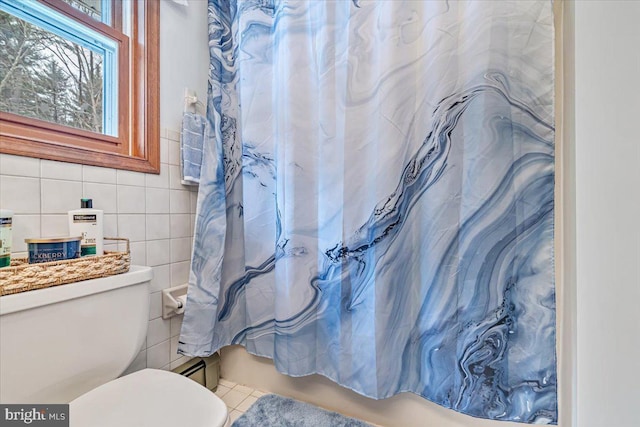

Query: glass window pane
[[59, 0, 110, 24], [0, 10, 105, 133]]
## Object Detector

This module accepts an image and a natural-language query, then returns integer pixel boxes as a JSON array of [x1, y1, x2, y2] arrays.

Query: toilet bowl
[[0, 266, 229, 427], [70, 369, 229, 427]]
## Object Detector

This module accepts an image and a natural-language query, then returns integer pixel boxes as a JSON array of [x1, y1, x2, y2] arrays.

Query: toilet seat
[[70, 369, 229, 427]]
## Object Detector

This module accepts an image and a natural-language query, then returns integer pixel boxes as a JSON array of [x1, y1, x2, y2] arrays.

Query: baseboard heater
[[171, 353, 220, 391]]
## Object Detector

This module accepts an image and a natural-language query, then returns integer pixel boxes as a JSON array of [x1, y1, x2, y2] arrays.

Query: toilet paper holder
[[162, 284, 188, 319]]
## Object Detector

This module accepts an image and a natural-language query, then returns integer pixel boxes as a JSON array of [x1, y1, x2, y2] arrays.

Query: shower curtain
[[179, 0, 556, 423]]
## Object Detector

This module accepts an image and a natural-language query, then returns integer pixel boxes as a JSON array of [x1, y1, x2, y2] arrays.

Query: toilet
[[0, 266, 229, 427]]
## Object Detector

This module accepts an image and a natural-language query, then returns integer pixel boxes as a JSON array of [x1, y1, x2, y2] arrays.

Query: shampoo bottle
[[68, 199, 103, 256], [0, 209, 13, 268]]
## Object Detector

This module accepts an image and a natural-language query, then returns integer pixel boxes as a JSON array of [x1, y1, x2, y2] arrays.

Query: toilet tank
[[0, 265, 152, 403]]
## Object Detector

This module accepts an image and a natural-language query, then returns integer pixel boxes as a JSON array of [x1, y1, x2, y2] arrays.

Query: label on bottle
[[81, 245, 97, 256], [78, 230, 97, 256], [73, 214, 97, 223], [0, 216, 13, 268], [72, 215, 99, 257]]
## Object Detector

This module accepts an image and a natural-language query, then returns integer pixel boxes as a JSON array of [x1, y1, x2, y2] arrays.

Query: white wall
[[574, 2, 640, 427], [0, 0, 209, 374], [160, 0, 209, 131]]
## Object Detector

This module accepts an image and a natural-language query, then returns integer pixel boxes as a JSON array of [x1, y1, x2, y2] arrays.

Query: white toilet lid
[[70, 369, 229, 427]]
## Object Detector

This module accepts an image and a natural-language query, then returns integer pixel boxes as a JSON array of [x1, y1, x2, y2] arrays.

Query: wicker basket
[[0, 237, 131, 296]]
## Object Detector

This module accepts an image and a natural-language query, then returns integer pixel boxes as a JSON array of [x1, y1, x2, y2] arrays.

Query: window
[[0, 0, 159, 173]]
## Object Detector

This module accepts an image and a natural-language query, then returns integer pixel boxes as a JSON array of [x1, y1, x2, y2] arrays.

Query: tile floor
[[215, 378, 267, 424], [214, 378, 383, 426]]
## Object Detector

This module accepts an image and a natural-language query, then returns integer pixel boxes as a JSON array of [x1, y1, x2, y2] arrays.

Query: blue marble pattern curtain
[[179, 0, 556, 423]]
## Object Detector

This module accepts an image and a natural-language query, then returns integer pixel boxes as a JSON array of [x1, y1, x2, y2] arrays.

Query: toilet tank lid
[[0, 265, 152, 315]]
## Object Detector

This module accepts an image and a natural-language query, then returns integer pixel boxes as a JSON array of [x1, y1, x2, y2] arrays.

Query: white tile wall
[[10, 215, 40, 252], [170, 335, 180, 358], [41, 160, 83, 181], [170, 313, 183, 337], [116, 169, 146, 187], [170, 260, 190, 286], [169, 190, 191, 214], [104, 215, 118, 237], [0, 155, 39, 177], [83, 182, 118, 213], [190, 216, 197, 235], [160, 139, 169, 167], [145, 163, 170, 189], [170, 214, 192, 238], [117, 185, 146, 214], [118, 215, 146, 242], [0, 128, 198, 374], [41, 180, 82, 214], [169, 164, 182, 190], [170, 237, 192, 263], [0, 176, 40, 214], [145, 188, 170, 214], [147, 339, 171, 369], [40, 215, 68, 238], [147, 239, 171, 266], [146, 214, 171, 240], [123, 350, 147, 376], [168, 139, 181, 166], [149, 292, 163, 320], [130, 241, 147, 266], [83, 165, 117, 184], [150, 264, 172, 293], [148, 317, 171, 347], [189, 190, 198, 213]]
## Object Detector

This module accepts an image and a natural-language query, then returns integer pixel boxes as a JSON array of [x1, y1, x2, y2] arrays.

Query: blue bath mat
[[232, 394, 373, 427]]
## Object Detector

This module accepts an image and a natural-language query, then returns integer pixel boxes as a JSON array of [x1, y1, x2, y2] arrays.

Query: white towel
[[180, 112, 206, 185]]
